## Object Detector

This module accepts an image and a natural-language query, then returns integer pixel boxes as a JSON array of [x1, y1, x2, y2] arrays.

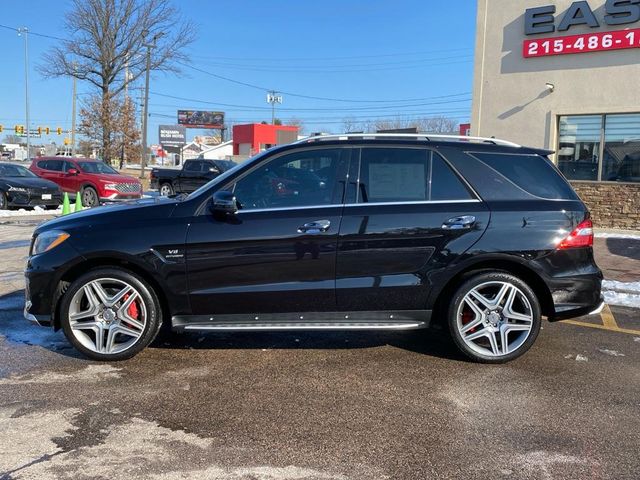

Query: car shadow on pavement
[[0, 290, 83, 359], [605, 238, 640, 260], [0, 290, 464, 362], [151, 327, 466, 362]]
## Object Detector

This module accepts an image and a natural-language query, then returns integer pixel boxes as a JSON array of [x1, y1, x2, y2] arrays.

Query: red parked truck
[[29, 157, 142, 207]]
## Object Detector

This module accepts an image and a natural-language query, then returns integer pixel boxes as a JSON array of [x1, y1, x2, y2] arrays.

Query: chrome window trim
[[236, 199, 481, 214]]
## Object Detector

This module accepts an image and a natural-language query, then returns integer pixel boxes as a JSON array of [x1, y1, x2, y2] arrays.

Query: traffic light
[[56, 127, 62, 135], [0, 125, 3, 133], [15, 125, 25, 134], [45, 127, 50, 135], [37, 127, 42, 135]]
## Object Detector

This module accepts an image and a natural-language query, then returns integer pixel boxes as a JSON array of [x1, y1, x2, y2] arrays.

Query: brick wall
[[570, 182, 640, 230]]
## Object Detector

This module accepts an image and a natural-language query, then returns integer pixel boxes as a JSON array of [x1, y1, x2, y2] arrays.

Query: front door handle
[[442, 215, 476, 230], [298, 220, 331, 234]]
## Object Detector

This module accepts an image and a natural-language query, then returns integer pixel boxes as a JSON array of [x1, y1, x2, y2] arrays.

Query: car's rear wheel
[[0, 191, 7, 210], [159, 182, 174, 196], [60, 268, 162, 361], [448, 272, 541, 363], [81, 186, 99, 208]]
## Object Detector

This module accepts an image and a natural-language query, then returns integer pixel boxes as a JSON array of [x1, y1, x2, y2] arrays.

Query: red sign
[[523, 28, 640, 58]]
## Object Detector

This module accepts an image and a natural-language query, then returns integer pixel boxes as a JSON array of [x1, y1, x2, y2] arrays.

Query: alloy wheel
[[159, 184, 173, 196], [82, 188, 98, 207], [456, 281, 534, 358], [68, 278, 147, 355]]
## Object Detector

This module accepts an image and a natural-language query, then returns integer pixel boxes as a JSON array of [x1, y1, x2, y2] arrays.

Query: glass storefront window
[[557, 115, 602, 181], [603, 114, 640, 182], [557, 114, 640, 183]]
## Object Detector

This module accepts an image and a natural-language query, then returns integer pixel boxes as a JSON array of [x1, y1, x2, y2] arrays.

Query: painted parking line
[[562, 304, 640, 336]]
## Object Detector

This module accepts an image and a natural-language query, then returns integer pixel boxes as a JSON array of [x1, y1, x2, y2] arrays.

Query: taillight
[[558, 219, 593, 249]]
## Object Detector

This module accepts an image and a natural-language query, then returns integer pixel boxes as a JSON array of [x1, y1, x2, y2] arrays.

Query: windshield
[[78, 161, 118, 174], [0, 164, 37, 177], [213, 160, 237, 171], [186, 151, 270, 200]]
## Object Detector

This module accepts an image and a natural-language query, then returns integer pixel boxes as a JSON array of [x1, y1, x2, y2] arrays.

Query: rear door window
[[357, 148, 474, 203], [46, 160, 64, 172], [470, 152, 578, 200]]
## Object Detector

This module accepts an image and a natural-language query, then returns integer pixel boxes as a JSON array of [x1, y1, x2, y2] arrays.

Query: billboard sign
[[158, 125, 186, 147], [177, 110, 225, 129]]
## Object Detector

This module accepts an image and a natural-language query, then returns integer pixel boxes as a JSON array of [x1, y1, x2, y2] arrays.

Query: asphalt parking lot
[[0, 219, 638, 480]]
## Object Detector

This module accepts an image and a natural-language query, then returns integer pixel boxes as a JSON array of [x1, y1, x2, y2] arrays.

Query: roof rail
[[293, 133, 521, 148]]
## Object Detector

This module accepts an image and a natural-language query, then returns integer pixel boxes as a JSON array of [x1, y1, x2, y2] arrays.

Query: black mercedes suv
[[24, 134, 603, 363]]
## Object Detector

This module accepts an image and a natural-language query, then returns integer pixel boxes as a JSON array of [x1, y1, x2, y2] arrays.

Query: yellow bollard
[[74, 191, 83, 212], [61, 192, 71, 215]]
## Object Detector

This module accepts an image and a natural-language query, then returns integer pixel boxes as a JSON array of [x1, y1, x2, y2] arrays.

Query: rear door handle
[[298, 220, 331, 234], [442, 215, 476, 230]]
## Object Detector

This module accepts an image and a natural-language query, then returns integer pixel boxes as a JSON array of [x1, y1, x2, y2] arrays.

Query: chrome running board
[[172, 311, 431, 333]]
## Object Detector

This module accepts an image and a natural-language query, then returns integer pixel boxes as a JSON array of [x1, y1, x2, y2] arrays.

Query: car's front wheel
[[159, 182, 174, 196], [81, 186, 99, 208], [0, 191, 7, 210], [59, 268, 162, 361], [448, 272, 541, 363]]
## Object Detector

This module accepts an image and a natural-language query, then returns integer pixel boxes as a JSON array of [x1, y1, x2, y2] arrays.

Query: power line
[[149, 91, 471, 113], [190, 46, 472, 62], [0, 23, 65, 41]]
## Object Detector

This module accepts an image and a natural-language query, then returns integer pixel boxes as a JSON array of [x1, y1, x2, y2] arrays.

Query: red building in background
[[232, 124, 299, 156]]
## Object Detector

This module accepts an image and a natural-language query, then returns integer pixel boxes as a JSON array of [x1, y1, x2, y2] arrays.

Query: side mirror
[[210, 190, 238, 215], [67, 168, 79, 175]]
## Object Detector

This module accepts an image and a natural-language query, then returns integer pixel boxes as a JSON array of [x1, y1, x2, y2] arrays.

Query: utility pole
[[267, 91, 282, 125], [17, 27, 30, 159], [71, 64, 77, 156], [140, 32, 163, 179]]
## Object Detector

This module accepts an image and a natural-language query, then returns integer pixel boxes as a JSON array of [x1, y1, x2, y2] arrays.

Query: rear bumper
[[547, 271, 603, 321]]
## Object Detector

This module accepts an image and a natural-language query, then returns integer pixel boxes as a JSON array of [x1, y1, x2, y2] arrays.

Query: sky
[[0, 0, 478, 146]]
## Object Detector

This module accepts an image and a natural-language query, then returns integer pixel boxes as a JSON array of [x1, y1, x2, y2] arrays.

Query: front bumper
[[23, 240, 84, 329], [7, 190, 61, 208]]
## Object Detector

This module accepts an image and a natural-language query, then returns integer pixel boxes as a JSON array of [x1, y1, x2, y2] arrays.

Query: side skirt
[[172, 310, 432, 332]]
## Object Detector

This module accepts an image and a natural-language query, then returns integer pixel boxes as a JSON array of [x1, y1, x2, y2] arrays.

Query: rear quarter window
[[469, 152, 579, 200]]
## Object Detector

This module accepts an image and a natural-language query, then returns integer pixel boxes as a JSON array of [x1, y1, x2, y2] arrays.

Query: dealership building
[[471, 0, 640, 229]]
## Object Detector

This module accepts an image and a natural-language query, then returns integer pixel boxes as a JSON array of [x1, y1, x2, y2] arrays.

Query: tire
[[447, 272, 541, 364], [81, 186, 99, 208], [0, 191, 7, 210], [159, 182, 174, 196], [59, 268, 162, 361]]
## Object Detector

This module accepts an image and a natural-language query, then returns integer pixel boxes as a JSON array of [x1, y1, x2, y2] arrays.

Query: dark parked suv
[[24, 134, 603, 363]]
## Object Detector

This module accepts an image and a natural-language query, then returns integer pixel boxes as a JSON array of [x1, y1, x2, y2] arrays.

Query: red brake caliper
[[461, 309, 476, 333], [122, 293, 139, 326]]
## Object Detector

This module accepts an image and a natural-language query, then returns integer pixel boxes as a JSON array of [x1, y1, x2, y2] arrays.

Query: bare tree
[[2, 135, 23, 145], [286, 117, 305, 134], [78, 93, 140, 163], [341, 116, 360, 133], [40, 0, 196, 161]]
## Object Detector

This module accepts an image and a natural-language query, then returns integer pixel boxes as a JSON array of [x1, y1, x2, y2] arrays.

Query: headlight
[[32, 230, 70, 255], [8, 186, 28, 192], [103, 183, 117, 190]]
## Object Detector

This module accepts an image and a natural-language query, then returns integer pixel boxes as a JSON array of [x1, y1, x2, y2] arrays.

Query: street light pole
[[71, 64, 77, 156], [140, 32, 163, 180], [18, 27, 30, 160]]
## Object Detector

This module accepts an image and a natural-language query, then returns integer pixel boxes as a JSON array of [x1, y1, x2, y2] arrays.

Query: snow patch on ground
[[597, 348, 625, 357], [0, 206, 63, 217], [602, 279, 640, 293], [595, 232, 640, 240], [0, 365, 122, 385], [603, 290, 640, 308], [601, 279, 640, 308]]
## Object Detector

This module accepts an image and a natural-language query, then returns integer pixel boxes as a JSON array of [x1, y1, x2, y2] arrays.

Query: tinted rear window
[[358, 148, 473, 203], [470, 153, 578, 200]]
